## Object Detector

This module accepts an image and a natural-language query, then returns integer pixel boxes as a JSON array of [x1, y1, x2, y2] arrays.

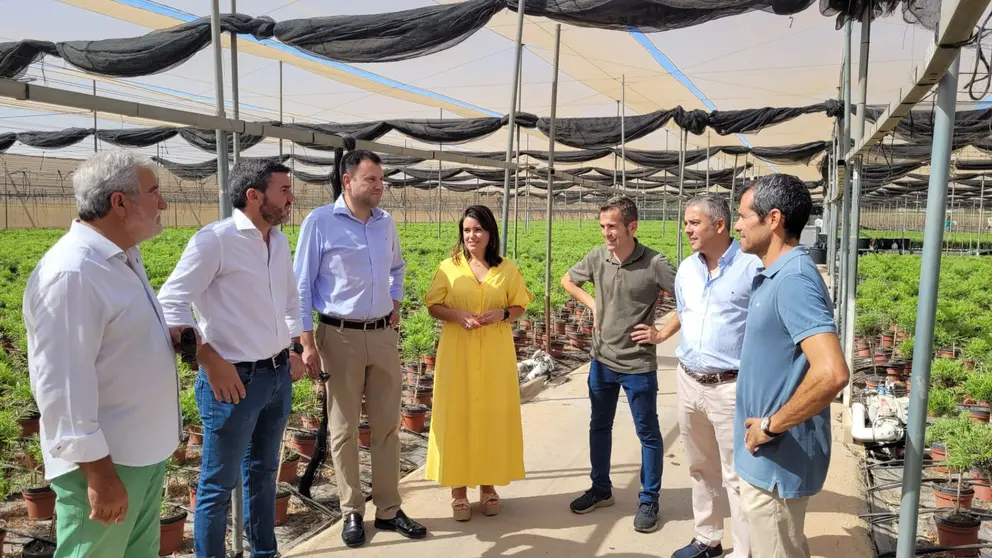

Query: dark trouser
[[588, 359, 663, 504], [194, 358, 292, 558]]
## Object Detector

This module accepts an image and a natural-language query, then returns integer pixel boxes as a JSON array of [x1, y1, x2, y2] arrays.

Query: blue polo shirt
[[734, 245, 837, 499]]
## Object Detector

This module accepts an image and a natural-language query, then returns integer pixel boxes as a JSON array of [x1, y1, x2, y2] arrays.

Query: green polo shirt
[[568, 239, 676, 373]]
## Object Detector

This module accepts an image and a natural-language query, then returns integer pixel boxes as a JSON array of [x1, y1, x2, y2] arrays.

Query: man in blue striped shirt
[[294, 150, 427, 548], [644, 193, 760, 558]]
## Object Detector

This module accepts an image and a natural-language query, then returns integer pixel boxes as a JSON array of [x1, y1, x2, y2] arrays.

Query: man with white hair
[[23, 150, 181, 558]]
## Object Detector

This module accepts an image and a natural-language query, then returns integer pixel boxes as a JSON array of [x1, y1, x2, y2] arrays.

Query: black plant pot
[[22, 539, 56, 558]]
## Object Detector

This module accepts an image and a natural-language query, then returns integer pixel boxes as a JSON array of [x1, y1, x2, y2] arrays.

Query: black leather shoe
[[342, 512, 366, 548], [374, 509, 427, 539]]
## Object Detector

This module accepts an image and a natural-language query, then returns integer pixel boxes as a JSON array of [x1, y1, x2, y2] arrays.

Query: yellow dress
[[423, 255, 534, 487]]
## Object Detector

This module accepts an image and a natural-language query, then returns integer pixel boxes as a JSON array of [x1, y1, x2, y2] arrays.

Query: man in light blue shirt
[[294, 149, 426, 548], [733, 174, 849, 557], [641, 193, 759, 558]]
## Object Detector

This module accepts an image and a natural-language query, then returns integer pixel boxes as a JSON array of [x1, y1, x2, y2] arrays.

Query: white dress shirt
[[674, 239, 762, 374], [23, 221, 181, 480], [157, 209, 302, 363]]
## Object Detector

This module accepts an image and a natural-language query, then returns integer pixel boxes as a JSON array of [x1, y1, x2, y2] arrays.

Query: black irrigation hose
[[966, 11, 992, 101], [879, 542, 992, 557], [0, 526, 56, 546]]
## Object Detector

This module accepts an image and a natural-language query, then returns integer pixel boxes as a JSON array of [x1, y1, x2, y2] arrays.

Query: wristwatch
[[760, 417, 781, 438], [292, 342, 304, 355], [503, 308, 510, 321]]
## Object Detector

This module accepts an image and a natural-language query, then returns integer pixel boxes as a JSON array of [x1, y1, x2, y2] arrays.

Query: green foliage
[[963, 372, 992, 405], [179, 386, 201, 428], [928, 387, 959, 418], [927, 415, 972, 447], [945, 423, 992, 473], [899, 336, 915, 360], [291, 380, 321, 419], [932, 359, 969, 389]]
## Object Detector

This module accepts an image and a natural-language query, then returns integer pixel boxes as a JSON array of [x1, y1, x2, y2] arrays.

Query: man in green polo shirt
[[561, 195, 677, 533]]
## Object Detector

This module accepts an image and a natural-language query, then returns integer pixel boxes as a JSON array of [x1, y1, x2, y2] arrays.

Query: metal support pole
[[210, 1, 232, 218], [896, 53, 960, 558], [827, 131, 839, 282], [92, 81, 98, 153], [544, 24, 561, 354], [230, 0, 240, 166], [614, 101, 619, 188], [980, 176, 986, 250], [500, 3, 527, 257], [621, 74, 626, 191], [838, 19, 853, 316], [438, 108, 443, 239], [677, 130, 686, 262], [514, 55, 523, 259], [278, 61, 283, 158], [730, 154, 738, 222], [843, 11, 871, 405], [706, 131, 710, 192]]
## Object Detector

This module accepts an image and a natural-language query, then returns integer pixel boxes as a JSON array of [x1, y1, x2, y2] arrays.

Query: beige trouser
[[739, 481, 811, 558], [675, 365, 750, 557], [316, 322, 402, 520]]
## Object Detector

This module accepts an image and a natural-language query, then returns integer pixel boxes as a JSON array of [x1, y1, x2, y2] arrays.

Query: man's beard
[[124, 204, 162, 244], [261, 199, 290, 226]]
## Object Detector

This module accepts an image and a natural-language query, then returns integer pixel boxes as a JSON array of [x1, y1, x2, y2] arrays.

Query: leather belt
[[236, 348, 289, 370], [679, 361, 738, 385], [319, 313, 390, 331]]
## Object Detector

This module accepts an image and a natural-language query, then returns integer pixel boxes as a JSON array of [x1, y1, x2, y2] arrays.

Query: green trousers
[[50, 460, 167, 558]]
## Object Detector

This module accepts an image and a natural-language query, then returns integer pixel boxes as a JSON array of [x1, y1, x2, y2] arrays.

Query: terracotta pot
[[965, 359, 977, 370], [358, 424, 372, 447], [932, 443, 949, 473], [300, 415, 320, 431], [938, 348, 955, 359], [188, 481, 197, 509], [415, 389, 433, 407], [172, 443, 187, 465], [549, 343, 565, 359], [881, 334, 895, 347], [933, 481, 974, 510], [22, 486, 55, 520], [864, 376, 881, 389], [968, 407, 991, 424], [186, 425, 203, 446], [422, 355, 435, 368], [18, 412, 40, 438], [401, 406, 428, 433], [935, 512, 981, 557], [274, 490, 291, 526], [289, 431, 317, 458], [279, 454, 300, 484], [904, 360, 913, 373], [970, 470, 992, 502], [159, 509, 187, 555]]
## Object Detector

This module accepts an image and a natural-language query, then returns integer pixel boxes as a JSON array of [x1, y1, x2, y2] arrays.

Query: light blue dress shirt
[[674, 239, 761, 374], [293, 195, 406, 330]]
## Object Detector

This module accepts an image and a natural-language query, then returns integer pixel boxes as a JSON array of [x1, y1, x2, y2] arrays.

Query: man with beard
[[23, 150, 180, 557], [561, 195, 676, 534], [294, 149, 426, 548], [733, 174, 848, 557], [158, 159, 306, 558]]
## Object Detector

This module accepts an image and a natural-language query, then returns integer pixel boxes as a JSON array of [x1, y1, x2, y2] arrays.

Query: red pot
[[932, 444, 948, 473], [274, 492, 290, 526], [300, 416, 320, 430], [358, 425, 372, 447], [971, 471, 992, 502], [159, 509, 187, 555], [933, 482, 974, 510], [187, 426, 203, 446], [401, 408, 427, 433], [289, 431, 316, 458], [22, 486, 55, 520], [279, 456, 299, 484], [935, 513, 981, 557], [172, 444, 187, 465]]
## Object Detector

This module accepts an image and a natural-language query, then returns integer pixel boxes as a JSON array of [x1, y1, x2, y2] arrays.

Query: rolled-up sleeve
[[388, 223, 406, 303], [24, 271, 109, 464], [157, 229, 220, 333], [293, 211, 322, 332]]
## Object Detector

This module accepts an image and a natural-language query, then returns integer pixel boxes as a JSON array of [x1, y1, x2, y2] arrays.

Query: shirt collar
[[608, 238, 646, 266], [695, 238, 741, 268], [70, 220, 126, 262], [333, 194, 384, 223], [758, 244, 808, 278], [233, 208, 283, 240]]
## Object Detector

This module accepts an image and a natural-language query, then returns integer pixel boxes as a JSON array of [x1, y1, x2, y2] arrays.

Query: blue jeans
[[194, 358, 292, 558], [588, 360, 663, 504]]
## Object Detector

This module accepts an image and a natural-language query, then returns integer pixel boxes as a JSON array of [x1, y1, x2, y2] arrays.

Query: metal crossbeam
[[0, 78, 608, 191], [842, 0, 992, 163]]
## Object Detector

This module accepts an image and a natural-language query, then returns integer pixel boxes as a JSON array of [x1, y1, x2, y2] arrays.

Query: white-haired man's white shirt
[[23, 221, 181, 480]]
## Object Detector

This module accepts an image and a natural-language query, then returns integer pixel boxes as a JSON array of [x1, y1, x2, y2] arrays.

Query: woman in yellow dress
[[424, 204, 533, 521]]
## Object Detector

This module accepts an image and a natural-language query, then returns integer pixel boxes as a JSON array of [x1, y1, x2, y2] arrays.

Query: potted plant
[[159, 457, 187, 555], [933, 422, 992, 555], [358, 422, 372, 447], [180, 388, 202, 445], [929, 388, 959, 420], [963, 337, 991, 371], [855, 312, 885, 352], [963, 373, 992, 421], [279, 451, 300, 485], [288, 429, 317, 459], [21, 435, 55, 520], [401, 403, 429, 433], [932, 359, 968, 390], [900, 337, 915, 372], [274, 486, 291, 526], [291, 381, 321, 431]]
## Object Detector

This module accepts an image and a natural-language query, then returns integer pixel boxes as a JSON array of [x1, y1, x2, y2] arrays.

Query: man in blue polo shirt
[[732, 174, 849, 558]]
